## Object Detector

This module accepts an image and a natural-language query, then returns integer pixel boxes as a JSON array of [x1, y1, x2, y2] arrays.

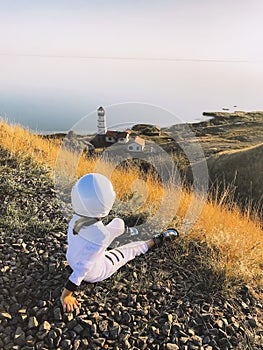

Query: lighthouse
[[97, 106, 107, 134]]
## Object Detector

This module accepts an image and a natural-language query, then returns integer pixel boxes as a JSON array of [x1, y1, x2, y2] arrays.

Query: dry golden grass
[[0, 119, 61, 168], [0, 120, 262, 286], [191, 199, 263, 285], [206, 142, 263, 208]]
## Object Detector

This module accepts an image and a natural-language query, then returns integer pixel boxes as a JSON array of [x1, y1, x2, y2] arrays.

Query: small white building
[[127, 136, 145, 152]]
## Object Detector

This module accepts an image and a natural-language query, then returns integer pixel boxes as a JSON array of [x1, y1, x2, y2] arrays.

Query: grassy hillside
[[0, 119, 262, 286], [0, 119, 262, 349], [138, 111, 263, 216], [206, 143, 263, 213], [163, 111, 263, 160]]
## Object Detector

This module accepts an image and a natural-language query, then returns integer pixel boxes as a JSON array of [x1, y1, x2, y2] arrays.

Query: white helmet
[[71, 173, 116, 218]]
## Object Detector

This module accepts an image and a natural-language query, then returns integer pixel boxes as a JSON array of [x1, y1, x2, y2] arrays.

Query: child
[[60, 173, 178, 313]]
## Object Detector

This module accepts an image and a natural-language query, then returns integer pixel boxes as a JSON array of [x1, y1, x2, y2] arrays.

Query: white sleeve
[[106, 218, 125, 239], [69, 262, 91, 286], [68, 245, 93, 286]]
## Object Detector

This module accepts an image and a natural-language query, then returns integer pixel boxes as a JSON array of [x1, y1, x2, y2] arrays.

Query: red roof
[[106, 130, 130, 138]]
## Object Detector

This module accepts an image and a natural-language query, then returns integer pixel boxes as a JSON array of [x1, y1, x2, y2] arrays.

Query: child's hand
[[60, 287, 80, 313], [60, 295, 80, 313]]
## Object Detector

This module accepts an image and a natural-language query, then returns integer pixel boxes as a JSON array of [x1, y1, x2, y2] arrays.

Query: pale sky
[[0, 0, 263, 131], [1, 0, 263, 60]]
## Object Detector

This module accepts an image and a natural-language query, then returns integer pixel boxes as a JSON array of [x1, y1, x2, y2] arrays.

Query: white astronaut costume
[[64, 173, 148, 292]]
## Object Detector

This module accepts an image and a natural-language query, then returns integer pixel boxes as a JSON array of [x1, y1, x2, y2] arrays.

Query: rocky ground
[[0, 147, 262, 350]]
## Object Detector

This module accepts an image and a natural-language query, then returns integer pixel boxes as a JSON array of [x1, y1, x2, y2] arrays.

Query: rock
[[218, 337, 230, 348], [3, 335, 11, 346], [230, 317, 240, 329], [90, 323, 97, 335], [124, 339, 131, 348], [218, 328, 228, 338], [64, 312, 74, 322], [36, 307, 49, 317], [47, 329, 57, 343], [180, 336, 189, 344], [241, 301, 250, 312], [81, 338, 89, 347], [54, 307, 62, 320], [39, 300, 48, 307], [54, 335, 62, 348], [0, 311, 12, 319], [122, 310, 132, 323], [109, 324, 121, 339], [167, 314, 173, 323], [162, 322, 172, 336], [36, 330, 49, 340], [188, 345, 199, 350], [9, 303, 21, 315], [73, 339, 81, 350], [247, 316, 258, 328], [1, 266, 9, 273], [209, 328, 219, 336], [172, 322, 182, 331], [35, 341, 46, 350], [188, 328, 195, 336], [166, 344, 179, 350], [150, 306, 160, 317], [226, 325, 235, 335], [138, 336, 148, 347], [54, 326, 63, 337], [39, 321, 51, 331], [14, 326, 26, 346], [98, 319, 109, 332], [190, 335, 202, 346], [215, 319, 224, 328], [49, 262, 57, 273], [151, 325, 160, 336], [92, 338, 106, 347], [26, 334, 36, 346], [28, 316, 38, 329], [73, 324, 84, 334], [200, 313, 212, 322], [61, 338, 72, 349], [202, 335, 211, 344], [80, 318, 93, 327], [67, 319, 78, 330], [180, 345, 188, 350]]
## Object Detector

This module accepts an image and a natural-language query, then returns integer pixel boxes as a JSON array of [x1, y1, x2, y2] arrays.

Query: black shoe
[[153, 228, 179, 247]]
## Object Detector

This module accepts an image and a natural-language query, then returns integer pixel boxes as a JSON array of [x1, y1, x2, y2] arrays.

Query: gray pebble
[[54, 307, 62, 321], [14, 326, 26, 346], [247, 316, 258, 328], [166, 344, 179, 350], [28, 316, 38, 329], [61, 338, 72, 349], [73, 324, 84, 334]]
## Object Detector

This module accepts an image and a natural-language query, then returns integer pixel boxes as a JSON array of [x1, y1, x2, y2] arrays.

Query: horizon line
[[0, 52, 261, 63]]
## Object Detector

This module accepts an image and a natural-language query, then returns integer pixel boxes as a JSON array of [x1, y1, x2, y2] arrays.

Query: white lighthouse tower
[[97, 106, 107, 134]]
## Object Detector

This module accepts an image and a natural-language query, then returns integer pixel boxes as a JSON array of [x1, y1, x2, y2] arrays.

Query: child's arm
[[60, 252, 92, 312], [106, 218, 125, 239], [60, 287, 80, 313]]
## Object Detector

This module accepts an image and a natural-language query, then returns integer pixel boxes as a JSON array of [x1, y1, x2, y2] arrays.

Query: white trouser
[[83, 241, 148, 283]]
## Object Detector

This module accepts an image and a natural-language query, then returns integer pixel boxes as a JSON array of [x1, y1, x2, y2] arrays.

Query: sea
[[1, 56, 263, 134]]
